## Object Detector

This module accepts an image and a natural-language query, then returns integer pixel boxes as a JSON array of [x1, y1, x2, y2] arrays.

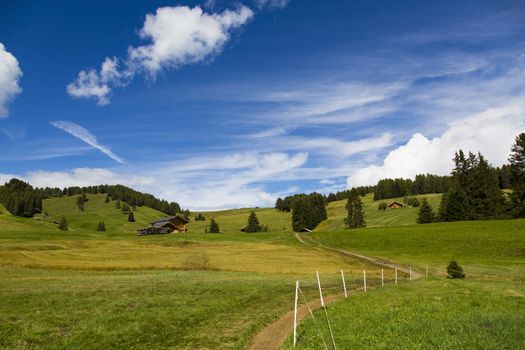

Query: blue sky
[[1, 0, 525, 210]]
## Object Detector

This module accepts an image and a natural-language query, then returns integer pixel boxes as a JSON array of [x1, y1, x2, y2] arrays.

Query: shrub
[[96, 221, 106, 231], [447, 260, 466, 279], [128, 212, 135, 222], [378, 202, 388, 211], [58, 216, 68, 231]]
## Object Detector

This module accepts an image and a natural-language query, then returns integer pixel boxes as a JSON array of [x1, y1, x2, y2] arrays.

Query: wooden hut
[[388, 201, 404, 209], [137, 216, 189, 236]]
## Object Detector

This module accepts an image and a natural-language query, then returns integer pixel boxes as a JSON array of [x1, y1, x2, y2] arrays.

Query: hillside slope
[[43, 193, 167, 236], [316, 193, 442, 230]]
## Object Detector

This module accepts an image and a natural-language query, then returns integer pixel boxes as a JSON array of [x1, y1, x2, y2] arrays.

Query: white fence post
[[316, 270, 325, 308], [341, 269, 348, 298], [381, 268, 384, 287], [409, 267, 412, 281], [363, 269, 367, 292], [293, 281, 299, 347], [395, 268, 398, 284]]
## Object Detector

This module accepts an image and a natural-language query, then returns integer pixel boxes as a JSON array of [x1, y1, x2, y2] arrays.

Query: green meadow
[[1, 193, 524, 349], [282, 218, 525, 349]]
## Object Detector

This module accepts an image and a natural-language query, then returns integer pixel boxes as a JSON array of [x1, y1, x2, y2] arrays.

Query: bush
[[378, 202, 388, 211], [96, 221, 106, 231], [128, 212, 135, 222], [58, 216, 68, 231], [447, 260, 465, 279]]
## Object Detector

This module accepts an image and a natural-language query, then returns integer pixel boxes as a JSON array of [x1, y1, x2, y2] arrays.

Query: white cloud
[[67, 5, 253, 104], [50, 121, 125, 163], [0, 151, 307, 210], [255, 0, 290, 9], [0, 43, 22, 117], [348, 99, 525, 187]]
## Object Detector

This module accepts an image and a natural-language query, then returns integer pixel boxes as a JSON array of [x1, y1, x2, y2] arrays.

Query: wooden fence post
[[341, 269, 348, 298], [316, 271, 325, 307], [363, 269, 367, 292], [381, 268, 384, 287], [293, 280, 299, 347], [395, 268, 398, 284]]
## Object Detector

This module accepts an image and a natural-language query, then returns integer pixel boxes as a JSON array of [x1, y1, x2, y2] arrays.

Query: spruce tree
[[417, 198, 435, 224], [97, 221, 106, 231], [104, 195, 110, 203], [121, 203, 130, 214], [291, 196, 314, 231], [58, 216, 68, 231], [128, 211, 135, 222], [208, 218, 220, 233], [244, 211, 262, 232], [345, 189, 366, 229], [509, 133, 525, 218], [115, 200, 121, 209]]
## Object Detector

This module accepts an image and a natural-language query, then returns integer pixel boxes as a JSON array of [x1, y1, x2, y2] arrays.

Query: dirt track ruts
[[247, 232, 421, 350]]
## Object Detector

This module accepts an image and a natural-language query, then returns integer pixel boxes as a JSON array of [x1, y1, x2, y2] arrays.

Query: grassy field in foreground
[[282, 219, 525, 349], [0, 196, 383, 349]]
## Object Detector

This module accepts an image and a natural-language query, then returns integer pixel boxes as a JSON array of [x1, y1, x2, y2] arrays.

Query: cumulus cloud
[[348, 100, 525, 187], [67, 5, 253, 105], [0, 43, 22, 117], [50, 121, 125, 163]]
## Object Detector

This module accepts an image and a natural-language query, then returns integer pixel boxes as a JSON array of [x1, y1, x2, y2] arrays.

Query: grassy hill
[[282, 219, 525, 349], [316, 193, 442, 230]]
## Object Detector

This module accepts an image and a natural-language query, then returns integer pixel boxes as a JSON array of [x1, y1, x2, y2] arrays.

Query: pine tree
[[244, 211, 262, 232], [121, 203, 130, 213], [291, 196, 314, 231], [275, 197, 284, 211], [447, 260, 465, 279], [208, 218, 220, 233], [115, 200, 121, 209], [96, 221, 106, 231], [58, 216, 68, 231], [345, 189, 366, 229], [417, 198, 435, 224], [509, 133, 525, 218], [105, 195, 110, 203], [128, 211, 135, 222]]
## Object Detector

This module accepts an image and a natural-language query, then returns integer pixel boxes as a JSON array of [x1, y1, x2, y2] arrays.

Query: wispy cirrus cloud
[[67, 5, 253, 105], [50, 121, 124, 163]]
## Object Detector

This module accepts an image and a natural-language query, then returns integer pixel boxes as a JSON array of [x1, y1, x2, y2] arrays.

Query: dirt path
[[247, 233, 421, 350], [295, 233, 422, 278]]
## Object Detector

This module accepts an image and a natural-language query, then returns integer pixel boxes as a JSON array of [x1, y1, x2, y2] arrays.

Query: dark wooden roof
[[388, 201, 404, 207], [150, 216, 189, 225]]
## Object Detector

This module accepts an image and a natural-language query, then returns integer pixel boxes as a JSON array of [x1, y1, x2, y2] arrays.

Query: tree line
[[275, 193, 327, 231], [0, 180, 183, 218]]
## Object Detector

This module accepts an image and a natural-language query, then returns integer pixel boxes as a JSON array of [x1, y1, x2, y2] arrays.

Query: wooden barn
[[388, 201, 404, 209], [137, 216, 189, 236]]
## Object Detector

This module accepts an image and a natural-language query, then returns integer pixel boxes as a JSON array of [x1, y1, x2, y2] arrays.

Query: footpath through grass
[[282, 219, 525, 349]]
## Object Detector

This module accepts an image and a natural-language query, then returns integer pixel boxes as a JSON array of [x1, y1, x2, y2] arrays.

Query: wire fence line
[[292, 265, 438, 348]]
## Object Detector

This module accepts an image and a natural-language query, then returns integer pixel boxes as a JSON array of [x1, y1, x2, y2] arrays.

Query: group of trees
[[418, 133, 525, 223], [291, 193, 327, 231], [0, 180, 183, 218], [373, 175, 451, 201], [345, 189, 366, 229], [194, 213, 206, 221], [0, 179, 43, 217]]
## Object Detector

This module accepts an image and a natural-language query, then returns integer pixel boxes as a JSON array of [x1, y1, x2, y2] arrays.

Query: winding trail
[[247, 232, 421, 350]]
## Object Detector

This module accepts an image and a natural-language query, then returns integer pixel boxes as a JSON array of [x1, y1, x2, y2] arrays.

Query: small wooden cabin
[[137, 216, 189, 236], [388, 201, 404, 209]]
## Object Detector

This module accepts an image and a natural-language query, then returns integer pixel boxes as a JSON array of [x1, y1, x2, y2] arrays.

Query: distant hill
[[42, 193, 168, 235], [316, 193, 443, 231]]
